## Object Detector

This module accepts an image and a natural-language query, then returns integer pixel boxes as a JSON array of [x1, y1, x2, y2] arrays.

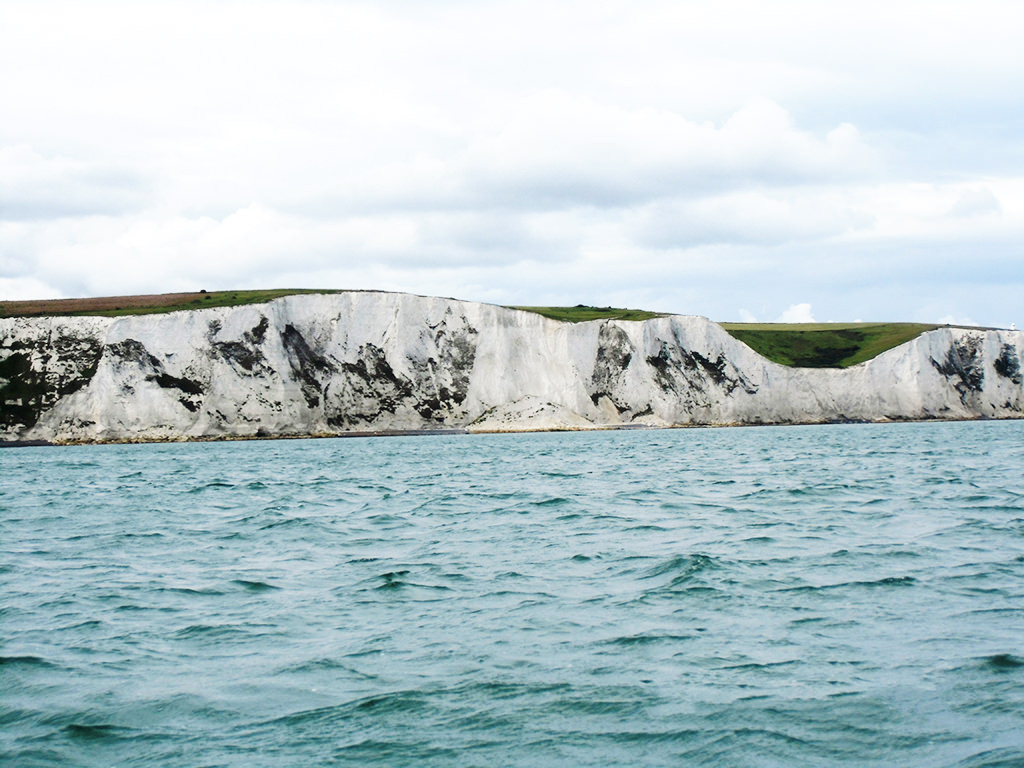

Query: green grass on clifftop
[[510, 305, 667, 323], [0, 289, 342, 318], [512, 307, 945, 367], [718, 322, 940, 368]]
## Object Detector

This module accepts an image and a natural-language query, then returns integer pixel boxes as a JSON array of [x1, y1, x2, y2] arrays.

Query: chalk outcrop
[[1, 291, 1021, 443]]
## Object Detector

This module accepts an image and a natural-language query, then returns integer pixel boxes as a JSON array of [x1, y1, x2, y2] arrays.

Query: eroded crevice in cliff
[[589, 324, 634, 413], [931, 334, 985, 405], [433, 321, 478, 406], [0, 351, 43, 429], [1, 333, 103, 430], [407, 315, 479, 422], [643, 337, 757, 414], [644, 342, 711, 410], [212, 316, 271, 374], [107, 339, 159, 368], [994, 344, 1022, 385], [690, 350, 748, 393], [281, 324, 335, 409], [107, 338, 205, 413], [325, 343, 412, 426], [149, 374, 204, 411]]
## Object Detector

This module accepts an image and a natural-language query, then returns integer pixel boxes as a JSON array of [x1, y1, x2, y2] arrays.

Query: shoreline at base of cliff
[[4, 414, 1021, 448]]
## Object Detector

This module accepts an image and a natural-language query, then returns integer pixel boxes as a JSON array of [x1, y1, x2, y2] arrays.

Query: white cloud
[[0, 145, 149, 220], [633, 187, 873, 249], [1, 0, 1023, 326], [937, 313, 980, 328], [449, 96, 878, 210], [281, 97, 879, 216], [0, 276, 63, 302], [948, 187, 1002, 218], [777, 303, 816, 323]]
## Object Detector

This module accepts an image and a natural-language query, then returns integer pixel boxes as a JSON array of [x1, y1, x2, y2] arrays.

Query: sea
[[2, 420, 1023, 767]]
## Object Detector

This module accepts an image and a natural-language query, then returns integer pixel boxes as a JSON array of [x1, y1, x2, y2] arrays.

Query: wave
[[779, 575, 917, 592], [954, 747, 1024, 767], [0, 654, 61, 669], [231, 579, 280, 592], [602, 632, 696, 646], [63, 722, 134, 741], [4, 420, 1024, 767], [981, 653, 1024, 670]]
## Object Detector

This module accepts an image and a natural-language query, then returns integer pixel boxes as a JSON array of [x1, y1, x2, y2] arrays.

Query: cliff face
[[1, 292, 1021, 443]]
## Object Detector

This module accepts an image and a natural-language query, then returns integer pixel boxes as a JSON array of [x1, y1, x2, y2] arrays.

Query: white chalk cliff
[[1, 291, 1022, 443]]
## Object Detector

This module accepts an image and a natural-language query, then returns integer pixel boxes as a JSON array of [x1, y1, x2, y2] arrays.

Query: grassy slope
[[718, 322, 941, 368], [516, 308, 942, 368], [1, 293, 950, 368]]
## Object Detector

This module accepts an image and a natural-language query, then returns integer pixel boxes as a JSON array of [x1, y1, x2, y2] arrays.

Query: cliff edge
[[2, 291, 1021, 443]]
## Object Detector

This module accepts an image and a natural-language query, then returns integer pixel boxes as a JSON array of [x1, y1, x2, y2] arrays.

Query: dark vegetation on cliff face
[[0, 335, 103, 429], [994, 344, 1022, 385], [211, 316, 271, 374], [106, 338, 206, 413], [930, 335, 991, 408]]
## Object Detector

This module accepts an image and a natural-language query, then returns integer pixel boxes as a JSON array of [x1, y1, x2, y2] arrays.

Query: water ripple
[[2, 421, 1023, 766]]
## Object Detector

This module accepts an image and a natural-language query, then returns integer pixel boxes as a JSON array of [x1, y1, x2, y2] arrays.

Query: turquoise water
[[2, 421, 1024, 767]]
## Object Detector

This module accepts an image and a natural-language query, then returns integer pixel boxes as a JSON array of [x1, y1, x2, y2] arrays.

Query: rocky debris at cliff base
[[468, 396, 602, 433]]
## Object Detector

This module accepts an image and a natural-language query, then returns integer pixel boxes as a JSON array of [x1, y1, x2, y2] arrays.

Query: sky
[[1, 0, 1022, 326]]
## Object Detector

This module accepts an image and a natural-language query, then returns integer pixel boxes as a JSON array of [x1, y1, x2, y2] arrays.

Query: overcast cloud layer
[[2, 0, 1022, 326]]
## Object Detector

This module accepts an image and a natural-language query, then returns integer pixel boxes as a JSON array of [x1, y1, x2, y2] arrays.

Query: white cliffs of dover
[[1, 291, 1022, 444]]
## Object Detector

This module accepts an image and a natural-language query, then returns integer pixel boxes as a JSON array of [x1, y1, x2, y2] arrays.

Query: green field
[[718, 322, 941, 368], [509, 305, 667, 323], [0, 289, 343, 318], [511, 307, 943, 368], [1, 293, 953, 369]]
